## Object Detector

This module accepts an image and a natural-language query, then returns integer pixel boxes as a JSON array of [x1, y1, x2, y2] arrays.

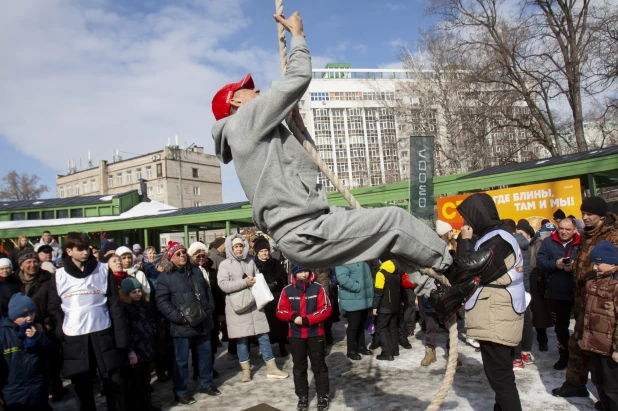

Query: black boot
[[551, 385, 589, 397], [445, 249, 493, 285], [429, 277, 480, 323], [368, 337, 381, 350], [553, 354, 569, 370], [297, 396, 309, 411], [317, 394, 330, 411]]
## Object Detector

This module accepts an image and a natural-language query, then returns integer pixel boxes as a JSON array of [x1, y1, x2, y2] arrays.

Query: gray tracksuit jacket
[[212, 36, 328, 241]]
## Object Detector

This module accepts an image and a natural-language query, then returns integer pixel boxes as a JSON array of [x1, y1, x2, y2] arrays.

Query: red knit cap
[[167, 241, 186, 259]]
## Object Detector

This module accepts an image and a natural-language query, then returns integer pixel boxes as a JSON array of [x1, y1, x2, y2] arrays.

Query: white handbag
[[252, 273, 275, 310]]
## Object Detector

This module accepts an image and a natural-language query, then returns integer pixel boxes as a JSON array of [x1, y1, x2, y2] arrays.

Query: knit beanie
[[213, 237, 225, 249], [581, 196, 607, 217], [253, 237, 270, 253], [232, 238, 244, 247], [8, 293, 36, 320], [590, 241, 618, 265], [435, 220, 453, 237], [553, 209, 566, 220], [516, 220, 536, 238], [17, 249, 38, 267], [121, 277, 143, 295], [0, 258, 12, 269], [291, 265, 309, 275], [187, 242, 207, 257], [166, 241, 186, 259], [132, 244, 142, 251], [115, 246, 134, 258]]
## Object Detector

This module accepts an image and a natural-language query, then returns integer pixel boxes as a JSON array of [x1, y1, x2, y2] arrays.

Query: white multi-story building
[[300, 65, 403, 191], [300, 64, 544, 191]]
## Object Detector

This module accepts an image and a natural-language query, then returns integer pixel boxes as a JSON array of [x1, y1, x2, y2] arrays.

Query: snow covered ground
[[52, 318, 600, 410]]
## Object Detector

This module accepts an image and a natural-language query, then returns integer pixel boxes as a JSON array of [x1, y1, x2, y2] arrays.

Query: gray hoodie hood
[[225, 234, 249, 261], [211, 36, 329, 240]]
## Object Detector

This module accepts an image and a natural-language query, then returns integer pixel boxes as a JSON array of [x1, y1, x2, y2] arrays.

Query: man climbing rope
[[210, 12, 489, 321]]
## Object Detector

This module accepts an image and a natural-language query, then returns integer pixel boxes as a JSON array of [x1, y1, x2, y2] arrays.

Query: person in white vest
[[47, 232, 128, 411], [432, 193, 527, 411]]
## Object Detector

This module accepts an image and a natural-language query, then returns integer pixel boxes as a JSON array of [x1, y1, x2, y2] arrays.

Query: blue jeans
[[172, 335, 213, 395], [237, 333, 274, 363]]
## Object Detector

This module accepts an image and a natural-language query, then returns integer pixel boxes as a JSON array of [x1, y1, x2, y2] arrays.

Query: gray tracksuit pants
[[276, 206, 452, 297]]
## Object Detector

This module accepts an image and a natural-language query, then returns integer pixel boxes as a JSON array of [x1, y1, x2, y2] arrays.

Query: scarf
[[112, 271, 128, 288], [18, 271, 37, 295], [18, 322, 36, 349]]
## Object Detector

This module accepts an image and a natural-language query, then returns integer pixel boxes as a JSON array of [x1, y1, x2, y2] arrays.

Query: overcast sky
[[0, 0, 436, 203]]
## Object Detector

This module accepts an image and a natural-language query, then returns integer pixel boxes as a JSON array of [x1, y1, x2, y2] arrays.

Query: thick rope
[[275, 2, 456, 409], [276, 1, 361, 210]]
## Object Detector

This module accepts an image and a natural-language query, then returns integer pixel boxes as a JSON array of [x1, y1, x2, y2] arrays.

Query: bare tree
[[426, 0, 607, 156], [528, 0, 593, 152], [0, 170, 49, 200], [390, 29, 542, 175], [588, 2, 618, 122]]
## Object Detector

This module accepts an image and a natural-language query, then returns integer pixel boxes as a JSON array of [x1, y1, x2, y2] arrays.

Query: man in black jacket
[[372, 260, 402, 361], [536, 218, 580, 370], [156, 241, 217, 405], [48, 232, 128, 411]]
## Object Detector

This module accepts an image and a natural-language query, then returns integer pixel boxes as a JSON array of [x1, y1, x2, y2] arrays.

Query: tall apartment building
[[300, 64, 544, 191], [56, 146, 222, 208], [300, 64, 401, 192]]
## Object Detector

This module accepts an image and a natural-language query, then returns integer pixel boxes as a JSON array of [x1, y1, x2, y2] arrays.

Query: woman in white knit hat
[[115, 246, 151, 295]]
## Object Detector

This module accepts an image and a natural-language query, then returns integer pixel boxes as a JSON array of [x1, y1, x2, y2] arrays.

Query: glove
[[428, 276, 480, 323]]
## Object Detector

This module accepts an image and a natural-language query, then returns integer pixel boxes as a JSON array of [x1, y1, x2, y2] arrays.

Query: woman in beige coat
[[217, 234, 288, 382]]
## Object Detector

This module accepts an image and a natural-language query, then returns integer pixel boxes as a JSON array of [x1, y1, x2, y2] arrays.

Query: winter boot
[[368, 337, 381, 350], [240, 361, 251, 382], [265, 359, 289, 379], [553, 354, 569, 370], [297, 396, 309, 411], [421, 347, 437, 366], [551, 384, 589, 398], [317, 394, 330, 411], [429, 277, 480, 323]]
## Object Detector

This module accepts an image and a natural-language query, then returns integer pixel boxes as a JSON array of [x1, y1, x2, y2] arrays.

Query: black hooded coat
[[456, 193, 517, 285]]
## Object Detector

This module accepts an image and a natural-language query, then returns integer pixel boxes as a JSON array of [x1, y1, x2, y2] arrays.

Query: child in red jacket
[[277, 265, 332, 411]]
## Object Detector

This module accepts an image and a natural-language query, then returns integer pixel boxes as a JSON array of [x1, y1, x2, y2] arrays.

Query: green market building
[[1, 146, 617, 254]]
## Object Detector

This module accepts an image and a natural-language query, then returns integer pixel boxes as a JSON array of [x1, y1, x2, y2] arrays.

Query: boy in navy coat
[[0, 293, 53, 411]]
